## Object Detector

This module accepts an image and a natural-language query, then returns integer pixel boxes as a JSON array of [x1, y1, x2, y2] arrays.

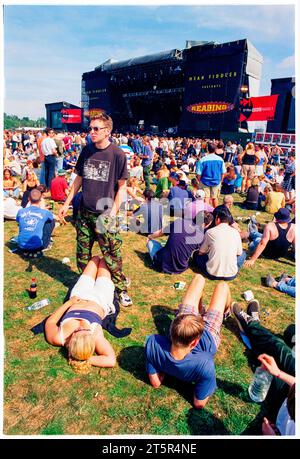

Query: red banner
[[239, 95, 279, 122], [61, 109, 82, 123]]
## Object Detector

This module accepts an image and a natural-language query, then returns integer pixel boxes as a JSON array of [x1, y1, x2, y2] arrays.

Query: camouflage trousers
[[75, 207, 127, 293]]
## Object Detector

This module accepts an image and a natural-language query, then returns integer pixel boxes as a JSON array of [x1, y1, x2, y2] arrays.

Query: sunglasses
[[87, 126, 107, 132]]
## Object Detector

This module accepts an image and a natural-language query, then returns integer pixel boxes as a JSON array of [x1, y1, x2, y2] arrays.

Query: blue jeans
[[248, 230, 263, 252], [56, 156, 64, 171], [39, 161, 46, 186], [276, 277, 295, 298], [147, 240, 163, 261], [193, 251, 246, 280], [4, 188, 20, 198], [44, 155, 57, 188]]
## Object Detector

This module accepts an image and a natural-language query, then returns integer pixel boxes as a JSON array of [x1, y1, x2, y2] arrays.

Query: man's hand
[[262, 417, 280, 435], [58, 203, 69, 219], [245, 259, 255, 268], [258, 354, 279, 376]]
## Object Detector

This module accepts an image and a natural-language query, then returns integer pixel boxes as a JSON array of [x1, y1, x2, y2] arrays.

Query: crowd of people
[[3, 119, 296, 435]]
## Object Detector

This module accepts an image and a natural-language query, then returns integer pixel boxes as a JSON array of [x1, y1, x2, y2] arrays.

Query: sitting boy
[[16, 189, 55, 254], [145, 274, 232, 408]]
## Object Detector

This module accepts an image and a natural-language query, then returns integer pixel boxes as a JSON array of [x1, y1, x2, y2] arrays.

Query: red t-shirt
[[50, 176, 68, 201]]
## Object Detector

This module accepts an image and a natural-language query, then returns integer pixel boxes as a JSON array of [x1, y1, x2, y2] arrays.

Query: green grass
[[3, 192, 295, 436]]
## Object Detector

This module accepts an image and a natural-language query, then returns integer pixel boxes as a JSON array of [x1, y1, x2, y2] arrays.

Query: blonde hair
[[90, 113, 113, 132], [68, 332, 95, 361], [127, 177, 138, 187], [251, 177, 260, 187], [246, 142, 254, 150]]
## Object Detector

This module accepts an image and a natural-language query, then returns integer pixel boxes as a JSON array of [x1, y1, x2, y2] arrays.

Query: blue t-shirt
[[16, 206, 54, 250], [132, 200, 163, 234], [168, 186, 194, 210], [141, 145, 154, 167], [145, 332, 217, 400], [196, 154, 226, 186], [153, 218, 204, 274]]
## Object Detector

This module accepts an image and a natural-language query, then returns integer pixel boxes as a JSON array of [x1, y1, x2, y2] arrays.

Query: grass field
[[3, 192, 295, 436]]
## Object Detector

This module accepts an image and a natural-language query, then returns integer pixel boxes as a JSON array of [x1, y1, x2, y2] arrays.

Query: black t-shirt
[[75, 143, 128, 213]]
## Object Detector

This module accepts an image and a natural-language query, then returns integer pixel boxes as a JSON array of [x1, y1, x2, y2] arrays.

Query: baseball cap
[[195, 189, 205, 199], [274, 208, 291, 223], [169, 172, 179, 180], [58, 169, 66, 176]]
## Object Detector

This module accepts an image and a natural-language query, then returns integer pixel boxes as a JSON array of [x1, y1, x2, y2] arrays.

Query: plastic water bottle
[[26, 298, 50, 311], [248, 366, 273, 402]]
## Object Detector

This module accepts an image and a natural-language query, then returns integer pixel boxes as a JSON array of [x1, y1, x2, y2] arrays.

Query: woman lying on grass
[[45, 256, 116, 374]]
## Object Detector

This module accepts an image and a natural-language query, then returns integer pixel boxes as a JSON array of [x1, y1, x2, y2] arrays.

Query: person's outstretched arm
[[45, 296, 81, 345]]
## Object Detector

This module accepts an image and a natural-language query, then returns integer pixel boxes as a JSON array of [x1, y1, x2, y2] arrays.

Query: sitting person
[[265, 183, 285, 214], [184, 189, 214, 220], [125, 177, 144, 211], [45, 256, 116, 373], [147, 211, 213, 275], [154, 165, 171, 198], [21, 169, 40, 208], [145, 273, 232, 409], [245, 208, 295, 267], [220, 165, 236, 195], [232, 302, 295, 435], [193, 208, 246, 281], [130, 189, 163, 235], [3, 168, 20, 198], [16, 189, 55, 253], [168, 179, 194, 217], [243, 177, 260, 210], [265, 273, 295, 298], [50, 169, 69, 202], [129, 156, 143, 181], [3, 197, 22, 220]]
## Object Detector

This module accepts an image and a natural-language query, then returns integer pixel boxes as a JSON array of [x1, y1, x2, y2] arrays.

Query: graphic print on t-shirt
[[83, 159, 110, 182]]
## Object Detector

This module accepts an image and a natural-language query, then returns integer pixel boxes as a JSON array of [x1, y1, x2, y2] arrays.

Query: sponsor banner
[[290, 134, 295, 145], [61, 109, 82, 124], [239, 95, 279, 122], [272, 133, 281, 144], [263, 133, 272, 143], [281, 134, 291, 144], [255, 133, 264, 143], [187, 101, 235, 115]]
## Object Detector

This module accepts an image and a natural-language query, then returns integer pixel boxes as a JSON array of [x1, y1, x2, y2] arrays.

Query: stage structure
[[82, 39, 263, 137], [266, 77, 295, 134]]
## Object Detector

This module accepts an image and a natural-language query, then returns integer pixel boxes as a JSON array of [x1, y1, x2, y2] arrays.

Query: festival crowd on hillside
[[3, 121, 296, 435]]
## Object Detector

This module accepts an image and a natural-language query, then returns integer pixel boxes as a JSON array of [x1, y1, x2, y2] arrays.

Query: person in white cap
[[184, 189, 214, 221]]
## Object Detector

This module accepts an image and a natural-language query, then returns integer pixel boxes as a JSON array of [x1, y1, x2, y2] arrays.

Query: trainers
[[232, 302, 254, 332], [247, 300, 260, 322], [278, 272, 288, 282], [119, 291, 133, 307], [247, 215, 258, 234], [266, 273, 276, 288]]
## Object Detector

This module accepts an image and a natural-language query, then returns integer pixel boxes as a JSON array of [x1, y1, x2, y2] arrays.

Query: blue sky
[[4, 3, 295, 119]]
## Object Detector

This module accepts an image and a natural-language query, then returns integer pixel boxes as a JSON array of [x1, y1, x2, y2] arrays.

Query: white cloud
[[277, 55, 295, 70]]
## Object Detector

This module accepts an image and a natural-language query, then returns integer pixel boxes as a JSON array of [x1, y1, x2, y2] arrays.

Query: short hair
[[68, 331, 96, 361], [223, 195, 234, 205], [251, 177, 260, 187], [207, 142, 216, 154], [170, 314, 205, 347], [193, 210, 214, 227], [45, 128, 54, 136], [29, 189, 42, 203], [143, 189, 155, 200], [217, 141, 224, 149], [90, 112, 113, 132], [214, 208, 232, 224]]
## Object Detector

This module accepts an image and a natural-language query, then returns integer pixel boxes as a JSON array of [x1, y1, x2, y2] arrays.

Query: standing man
[[196, 142, 226, 208], [41, 128, 58, 189], [59, 113, 132, 307], [140, 135, 154, 190]]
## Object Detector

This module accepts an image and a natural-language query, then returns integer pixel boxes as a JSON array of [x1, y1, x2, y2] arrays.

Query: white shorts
[[70, 274, 115, 317]]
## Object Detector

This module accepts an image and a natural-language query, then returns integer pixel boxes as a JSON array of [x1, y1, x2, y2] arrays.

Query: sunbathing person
[[45, 256, 116, 373]]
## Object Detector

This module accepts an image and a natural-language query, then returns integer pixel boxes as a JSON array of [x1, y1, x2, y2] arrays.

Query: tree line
[[4, 113, 46, 130]]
